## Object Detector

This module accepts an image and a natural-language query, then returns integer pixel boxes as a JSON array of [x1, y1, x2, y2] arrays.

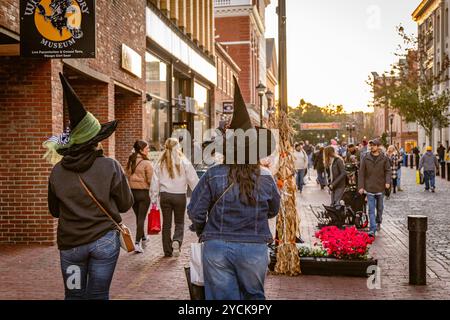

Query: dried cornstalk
[[274, 111, 301, 276]]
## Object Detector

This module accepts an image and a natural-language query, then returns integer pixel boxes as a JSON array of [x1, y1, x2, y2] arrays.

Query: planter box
[[268, 248, 377, 277], [300, 257, 378, 277]]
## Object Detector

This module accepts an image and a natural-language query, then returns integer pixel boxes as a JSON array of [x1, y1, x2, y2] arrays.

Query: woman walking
[[313, 146, 327, 189], [46, 74, 134, 300], [324, 146, 346, 206], [126, 140, 153, 254], [153, 138, 199, 258], [386, 146, 399, 194], [188, 77, 280, 300], [294, 142, 308, 193]]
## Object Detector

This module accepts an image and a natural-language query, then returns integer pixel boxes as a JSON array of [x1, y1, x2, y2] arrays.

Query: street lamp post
[[256, 82, 267, 127], [389, 114, 395, 146], [345, 124, 356, 144]]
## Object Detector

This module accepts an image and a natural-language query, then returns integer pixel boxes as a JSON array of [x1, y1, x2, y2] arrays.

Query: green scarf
[[43, 112, 101, 165]]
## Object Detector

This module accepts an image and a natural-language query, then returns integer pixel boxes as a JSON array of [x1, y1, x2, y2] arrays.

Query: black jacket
[[313, 150, 325, 172], [48, 150, 134, 250], [329, 157, 346, 190]]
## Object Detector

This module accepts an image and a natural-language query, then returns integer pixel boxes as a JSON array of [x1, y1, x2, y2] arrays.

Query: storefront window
[[146, 52, 169, 149], [194, 82, 211, 141]]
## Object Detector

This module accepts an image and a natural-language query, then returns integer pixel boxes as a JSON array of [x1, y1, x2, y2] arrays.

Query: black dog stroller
[[312, 162, 369, 229]]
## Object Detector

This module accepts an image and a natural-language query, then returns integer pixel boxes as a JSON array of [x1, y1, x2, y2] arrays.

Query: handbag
[[189, 243, 204, 286], [78, 175, 135, 253], [147, 203, 161, 235]]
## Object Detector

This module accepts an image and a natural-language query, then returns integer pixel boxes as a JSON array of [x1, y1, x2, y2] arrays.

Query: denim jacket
[[187, 165, 281, 244]]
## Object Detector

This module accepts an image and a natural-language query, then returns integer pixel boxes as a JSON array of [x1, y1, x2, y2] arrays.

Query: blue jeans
[[367, 193, 384, 234], [203, 240, 269, 300], [60, 230, 120, 300], [317, 170, 327, 187], [397, 168, 402, 187], [424, 170, 436, 190], [296, 169, 306, 191]]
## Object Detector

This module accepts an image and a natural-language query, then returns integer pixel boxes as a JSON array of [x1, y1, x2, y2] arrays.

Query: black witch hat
[[218, 77, 276, 165], [58, 72, 118, 154], [43, 73, 119, 164]]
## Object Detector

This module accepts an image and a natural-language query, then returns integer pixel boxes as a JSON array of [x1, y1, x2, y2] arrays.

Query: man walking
[[303, 140, 314, 181], [358, 139, 391, 238], [419, 146, 439, 193], [412, 146, 421, 170]]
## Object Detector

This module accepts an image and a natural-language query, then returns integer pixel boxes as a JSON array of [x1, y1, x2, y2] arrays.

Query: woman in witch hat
[[187, 77, 281, 300], [46, 73, 134, 300]]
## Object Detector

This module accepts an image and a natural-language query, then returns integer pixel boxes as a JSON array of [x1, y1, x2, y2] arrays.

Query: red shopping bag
[[147, 204, 161, 235]]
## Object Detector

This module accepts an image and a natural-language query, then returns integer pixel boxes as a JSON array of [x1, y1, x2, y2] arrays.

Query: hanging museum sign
[[20, 0, 96, 59]]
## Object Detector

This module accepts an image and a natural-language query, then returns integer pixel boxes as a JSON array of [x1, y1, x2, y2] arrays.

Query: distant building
[[214, 42, 241, 128], [214, 0, 272, 124], [266, 38, 278, 106], [412, 0, 450, 149]]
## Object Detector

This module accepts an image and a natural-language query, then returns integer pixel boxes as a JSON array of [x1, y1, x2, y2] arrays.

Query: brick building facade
[[214, 42, 241, 127], [0, 0, 216, 245], [214, 0, 271, 123]]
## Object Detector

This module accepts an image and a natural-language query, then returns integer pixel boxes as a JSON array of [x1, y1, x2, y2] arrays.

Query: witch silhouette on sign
[[37, 0, 83, 39]]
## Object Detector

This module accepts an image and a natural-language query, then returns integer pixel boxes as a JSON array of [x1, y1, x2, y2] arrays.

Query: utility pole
[[278, 0, 288, 114]]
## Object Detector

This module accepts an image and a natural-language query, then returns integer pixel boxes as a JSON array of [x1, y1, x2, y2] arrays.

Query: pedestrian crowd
[[293, 138, 443, 238], [44, 74, 445, 302]]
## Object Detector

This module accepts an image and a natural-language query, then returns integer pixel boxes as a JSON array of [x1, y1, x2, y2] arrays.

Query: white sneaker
[[172, 241, 181, 257], [135, 243, 144, 254]]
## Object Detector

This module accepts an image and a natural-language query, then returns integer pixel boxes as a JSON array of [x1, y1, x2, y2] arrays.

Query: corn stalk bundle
[[274, 110, 301, 276]]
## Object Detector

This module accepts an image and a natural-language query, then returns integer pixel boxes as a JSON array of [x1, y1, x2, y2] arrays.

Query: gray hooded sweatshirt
[[419, 151, 439, 172]]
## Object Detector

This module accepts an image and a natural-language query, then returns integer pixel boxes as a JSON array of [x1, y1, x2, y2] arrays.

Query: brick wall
[[70, 79, 116, 157], [0, 57, 62, 245], [81, 0, 147, 93], [215, 16, 255, 104], [0, 0, 19, 33], [115, 90, 144, 168]]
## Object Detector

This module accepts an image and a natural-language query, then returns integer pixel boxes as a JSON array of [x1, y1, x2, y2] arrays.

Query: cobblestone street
[[0, 168, 449, 300]]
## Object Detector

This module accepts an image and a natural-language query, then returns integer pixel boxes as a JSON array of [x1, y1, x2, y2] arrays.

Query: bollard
[[408, 215, 428, 286]]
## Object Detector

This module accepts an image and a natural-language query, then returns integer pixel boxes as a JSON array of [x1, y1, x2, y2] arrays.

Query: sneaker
[[377, 223, 381, 232], [431, 188, 436, 193], [135, 243, 144, 254], [142, 235, 148, 242], [172, 241, 181, 258], [398, 188, 404, 192], [368, 231, 376, 238]]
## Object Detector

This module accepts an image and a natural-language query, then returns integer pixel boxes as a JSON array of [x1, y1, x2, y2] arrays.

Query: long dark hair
[[127, 140, 149, 174], [228, 164, 261, 206]]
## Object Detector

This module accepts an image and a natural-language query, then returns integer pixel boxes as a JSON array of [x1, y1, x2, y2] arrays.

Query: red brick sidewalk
[[0, 169, 449, 300]]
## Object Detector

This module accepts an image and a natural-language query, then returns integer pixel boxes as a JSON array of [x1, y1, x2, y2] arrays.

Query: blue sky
[[265, 0, 420, 112]]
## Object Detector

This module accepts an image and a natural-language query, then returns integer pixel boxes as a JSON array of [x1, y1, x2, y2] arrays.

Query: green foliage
[[297, 245, 328, 258], [369, 26, 450, 143], [289, 99, 348, 144], [381, 132, 388, 148]]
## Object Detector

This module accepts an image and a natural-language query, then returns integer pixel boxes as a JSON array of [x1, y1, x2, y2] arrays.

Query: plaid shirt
[[187, 165, 280, 243]]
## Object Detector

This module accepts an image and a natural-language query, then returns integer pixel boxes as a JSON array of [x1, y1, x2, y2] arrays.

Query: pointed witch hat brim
[[58, 72, 118, 154], [217, 77, 276, 164]]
